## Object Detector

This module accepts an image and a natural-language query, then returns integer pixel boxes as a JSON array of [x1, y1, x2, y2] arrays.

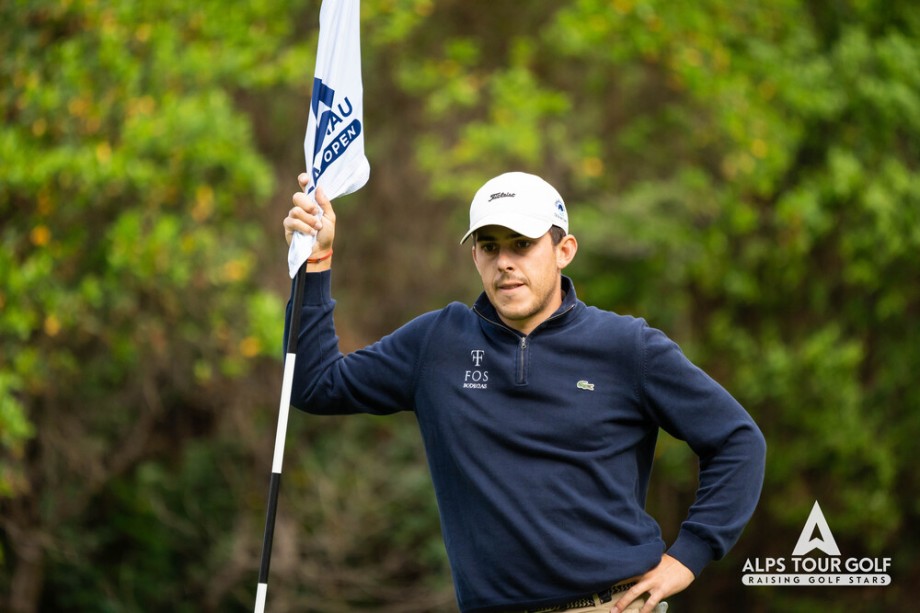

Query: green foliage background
[[2, 0, 918, 611]]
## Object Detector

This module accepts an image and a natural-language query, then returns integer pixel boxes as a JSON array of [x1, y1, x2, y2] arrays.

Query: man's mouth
[[497, 279, 526, 292]]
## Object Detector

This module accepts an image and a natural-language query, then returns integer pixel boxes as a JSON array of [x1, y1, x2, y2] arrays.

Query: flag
[[288, 0, 370, 278]]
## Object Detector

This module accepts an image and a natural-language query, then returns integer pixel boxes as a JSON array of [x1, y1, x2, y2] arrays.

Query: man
[[282, 171, 766, 613]]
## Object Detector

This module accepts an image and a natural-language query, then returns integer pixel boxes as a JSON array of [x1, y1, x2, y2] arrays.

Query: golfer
[[282, 171, 766, 613]]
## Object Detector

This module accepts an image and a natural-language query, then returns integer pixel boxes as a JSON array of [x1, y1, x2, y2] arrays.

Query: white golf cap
[[460, 172, 569, 244]]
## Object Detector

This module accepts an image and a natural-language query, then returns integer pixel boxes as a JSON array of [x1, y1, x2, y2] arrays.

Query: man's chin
[[496, 307, 532, 326]]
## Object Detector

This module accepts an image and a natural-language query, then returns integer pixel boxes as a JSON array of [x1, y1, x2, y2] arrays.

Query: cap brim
[[459, 214, 553, 244]]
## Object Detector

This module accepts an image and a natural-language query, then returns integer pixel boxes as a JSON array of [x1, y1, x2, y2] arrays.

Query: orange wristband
[[307, 249, 333, 264]]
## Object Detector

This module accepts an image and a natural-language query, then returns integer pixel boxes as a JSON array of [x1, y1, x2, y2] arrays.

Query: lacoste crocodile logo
[[576, 380, 595, 391]]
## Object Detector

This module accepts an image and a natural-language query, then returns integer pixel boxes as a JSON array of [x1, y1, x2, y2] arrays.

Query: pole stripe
[[273, 355, 296, 474], [254, 583, 268, 613], [254, 264, 307, 611], [259, 472, 282, 583]]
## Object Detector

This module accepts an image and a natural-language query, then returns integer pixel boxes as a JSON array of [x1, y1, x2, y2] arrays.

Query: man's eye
[[516, 240, 532, 249], [481, 243, 497, 252]]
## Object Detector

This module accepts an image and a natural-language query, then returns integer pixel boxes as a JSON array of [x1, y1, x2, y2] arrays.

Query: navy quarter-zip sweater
[[287, 272, 766, 612]]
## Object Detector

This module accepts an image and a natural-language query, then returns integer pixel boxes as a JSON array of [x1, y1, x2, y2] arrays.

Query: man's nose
[[495, 248, 515, 271]]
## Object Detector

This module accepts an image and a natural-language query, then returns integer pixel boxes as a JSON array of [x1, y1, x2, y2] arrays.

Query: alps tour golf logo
[[743, 501, 891, 587]]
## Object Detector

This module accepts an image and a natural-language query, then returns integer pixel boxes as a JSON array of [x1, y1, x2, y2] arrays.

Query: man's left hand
[[610, 554, 694, 613]]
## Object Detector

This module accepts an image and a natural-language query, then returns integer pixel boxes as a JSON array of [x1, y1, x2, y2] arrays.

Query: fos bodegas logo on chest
[[742, 501, 892, 588], [463, 349, 489, 389]]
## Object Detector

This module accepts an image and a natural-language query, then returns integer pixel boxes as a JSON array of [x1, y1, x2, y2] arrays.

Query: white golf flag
[[288, 0, 370, 278]]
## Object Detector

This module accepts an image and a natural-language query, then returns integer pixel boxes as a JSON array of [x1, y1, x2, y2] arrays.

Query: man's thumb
[[315, 187, 335, 219]]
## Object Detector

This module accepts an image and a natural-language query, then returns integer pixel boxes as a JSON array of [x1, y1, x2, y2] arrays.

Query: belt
[[520, 581, 638, 613]]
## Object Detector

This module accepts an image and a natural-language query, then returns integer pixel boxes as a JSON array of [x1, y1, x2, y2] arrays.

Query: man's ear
[[556, 234, 578, 270]]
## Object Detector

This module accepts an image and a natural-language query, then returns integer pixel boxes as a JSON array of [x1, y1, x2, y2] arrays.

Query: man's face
[[472, 225, 574, 335]]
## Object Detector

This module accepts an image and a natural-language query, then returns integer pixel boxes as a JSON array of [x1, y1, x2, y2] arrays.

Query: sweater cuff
[[303, 269, 333, 306], [667, 528, 714, 578]]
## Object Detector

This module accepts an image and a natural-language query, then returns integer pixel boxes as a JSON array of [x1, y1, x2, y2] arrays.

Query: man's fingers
[[612, 554, 690, 613], [611, 589, 661, 613], [284, 176, 337, 251], [284, 211, 315, 233], [639, 593, 662, 613], [284, 195, 324, 241], [315, 187, 336, 221], [291, 193, 324, 230], [611, 583, 646, 612], [292, 191, 317, 213]]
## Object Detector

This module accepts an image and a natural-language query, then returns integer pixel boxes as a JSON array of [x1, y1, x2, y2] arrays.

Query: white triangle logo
[[792, 500, 841, 556]]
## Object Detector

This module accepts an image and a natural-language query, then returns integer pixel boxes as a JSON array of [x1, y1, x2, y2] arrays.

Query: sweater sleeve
[[638, 323, 766, 577], [284, 270, 435, 415]]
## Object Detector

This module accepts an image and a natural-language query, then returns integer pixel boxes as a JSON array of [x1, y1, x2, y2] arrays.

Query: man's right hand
[[283, 174, 336, 260]]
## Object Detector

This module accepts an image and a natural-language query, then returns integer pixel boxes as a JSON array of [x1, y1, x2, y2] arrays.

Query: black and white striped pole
[[254, 263, 307, 613], [255, 0, 367, 606]]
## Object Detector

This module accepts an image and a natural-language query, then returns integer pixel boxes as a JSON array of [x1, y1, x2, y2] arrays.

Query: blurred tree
[[0, 0, 308, 610]]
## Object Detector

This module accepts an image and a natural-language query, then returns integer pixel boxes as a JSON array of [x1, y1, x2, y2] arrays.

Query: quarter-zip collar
[[472, 276, 580, 386], [472, 275, 580, 338]]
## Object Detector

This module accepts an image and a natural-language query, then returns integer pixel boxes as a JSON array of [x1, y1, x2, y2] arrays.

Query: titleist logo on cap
[[488, 192, 516, 202]]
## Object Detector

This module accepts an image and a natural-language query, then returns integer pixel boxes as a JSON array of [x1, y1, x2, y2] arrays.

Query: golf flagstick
[[255, 0, 368, 610], [254, 263, 306, 613]]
